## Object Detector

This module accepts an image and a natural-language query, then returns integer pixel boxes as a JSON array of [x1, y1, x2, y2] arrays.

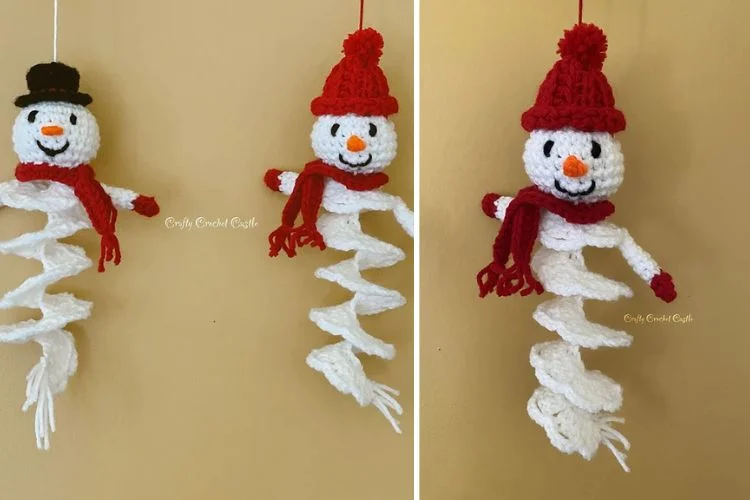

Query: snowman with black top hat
[[0, 62, 159, 449]]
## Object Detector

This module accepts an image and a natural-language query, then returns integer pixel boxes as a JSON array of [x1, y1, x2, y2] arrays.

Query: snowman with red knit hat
[[478, 23, 676, 471], [265, 28, 413, 432]]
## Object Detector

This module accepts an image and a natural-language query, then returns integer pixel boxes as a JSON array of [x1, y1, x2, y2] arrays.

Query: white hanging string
[[53, 0, 59, 61]]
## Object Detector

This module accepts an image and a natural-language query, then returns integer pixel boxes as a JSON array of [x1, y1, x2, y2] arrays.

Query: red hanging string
[[578, 0, 583, 24], [359, 0, 364, 30]]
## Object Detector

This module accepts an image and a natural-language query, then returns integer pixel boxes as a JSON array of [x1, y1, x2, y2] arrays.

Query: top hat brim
[[14, 90, 92, 108]]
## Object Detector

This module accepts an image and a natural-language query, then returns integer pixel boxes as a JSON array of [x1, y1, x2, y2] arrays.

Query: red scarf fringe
[[478, 185, 615, 297], [16, 163, 121, 272], [268, 160, 388, 257]]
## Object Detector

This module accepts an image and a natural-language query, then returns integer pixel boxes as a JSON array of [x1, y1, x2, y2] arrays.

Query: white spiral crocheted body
[[0, 179, 140, 449], [489, 196, 662, 471], [276, 172, 413, 432]]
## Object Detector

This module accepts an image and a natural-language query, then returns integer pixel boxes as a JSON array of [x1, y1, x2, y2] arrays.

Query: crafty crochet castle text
[[623, 313, 693, 324], [164, 216, 258, 230]]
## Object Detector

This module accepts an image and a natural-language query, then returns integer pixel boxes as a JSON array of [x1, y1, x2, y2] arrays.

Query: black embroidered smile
[[36, 140, 70, 157], [339, 153, 372, 168], [554, 179, 596, 197]]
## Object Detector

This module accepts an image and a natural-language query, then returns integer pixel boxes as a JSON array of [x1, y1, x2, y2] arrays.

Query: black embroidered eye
[[70, 114, 78, 125], [27, 110, 38, 123], [330, 123, 340, 136], [543, 140, 554, 157], [369, 123, 377, 137], [591, 140, 601, 158]]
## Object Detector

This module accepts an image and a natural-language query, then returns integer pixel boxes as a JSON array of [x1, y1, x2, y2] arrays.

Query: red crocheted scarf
[[268, 159, 388, 257], [477, 185, 615, 297], [15, 162, 120, 272]]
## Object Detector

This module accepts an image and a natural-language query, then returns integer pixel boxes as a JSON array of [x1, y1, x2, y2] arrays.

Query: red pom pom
[[557, 23, 608, 71], [343, 27, 384, 66]]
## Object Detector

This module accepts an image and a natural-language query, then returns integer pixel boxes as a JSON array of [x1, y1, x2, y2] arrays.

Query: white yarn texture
[[275, 170, 413, 432], [490, 197, 663, 472], [311, 114, 398, 174], [14, 103, 100, 167], [522, 128, 624, 203], [0, 179, 140, 449]]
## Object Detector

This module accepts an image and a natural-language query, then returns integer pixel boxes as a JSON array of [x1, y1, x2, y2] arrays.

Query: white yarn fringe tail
[[600, 416, 631, 472], [307, 341, 402, 432], [308, 212, 408, 432], [24, 358, 55, 448], [20, 329, 80, 449], [528, 248, 634, 471], [0, 182, 93, 449]]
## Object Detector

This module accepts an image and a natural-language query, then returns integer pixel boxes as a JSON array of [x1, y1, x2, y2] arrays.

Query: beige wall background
[[422, 0, 749, 498], [0, 1, 413, 499]]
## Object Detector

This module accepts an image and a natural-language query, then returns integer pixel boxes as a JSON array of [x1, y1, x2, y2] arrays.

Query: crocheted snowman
[[265, 28, 413, 432], [0, 62, 159, 449], [478, 24, 676, 471]]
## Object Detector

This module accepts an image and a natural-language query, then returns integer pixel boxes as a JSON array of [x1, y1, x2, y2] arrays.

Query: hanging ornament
[[264, 11, 413, 432], [0, 1, 160, 449], [477, 20, 676, 471]]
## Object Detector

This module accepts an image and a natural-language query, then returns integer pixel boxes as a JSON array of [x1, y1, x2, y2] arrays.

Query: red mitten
[[650, 271, 676, 303], [133, 195, 159, 217], [264, 169, 282, 192], [481, 193, 500, 218]]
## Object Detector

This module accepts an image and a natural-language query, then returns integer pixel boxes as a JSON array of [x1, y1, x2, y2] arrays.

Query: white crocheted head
[[311, 114, 397, 174], [523, 128, 624, 203], [13, 101, 100, 167]]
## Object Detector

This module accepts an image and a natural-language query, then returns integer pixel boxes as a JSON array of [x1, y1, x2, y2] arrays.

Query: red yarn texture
[[481, 193, 501, 218], [521, 23, 625, 133], [477, 186, 615, 298], [650, 271, 677, 303], [16, 163, 123, 272], [310, 28, 398, 117], [266, 160, 388, 258], [264, 169, 282, 191], [133, 195, 160, 217]]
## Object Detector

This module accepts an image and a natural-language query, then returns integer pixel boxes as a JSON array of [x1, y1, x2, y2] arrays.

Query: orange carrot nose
[[41, 125, 64, 136], [563, 155, 589, 178], [346, 135, 366, 152]]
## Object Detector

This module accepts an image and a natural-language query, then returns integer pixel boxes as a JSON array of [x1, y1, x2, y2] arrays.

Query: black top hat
[[14, 62, 93, 108]]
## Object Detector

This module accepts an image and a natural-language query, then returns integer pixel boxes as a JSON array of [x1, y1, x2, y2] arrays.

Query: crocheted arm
[[0, 181, 9, 208], [102, 184, 160, 217], [482, 193, 514, 221], [264, 169, 413, 237], [618, 230, 676, 303], [341, 188, 412, 236]]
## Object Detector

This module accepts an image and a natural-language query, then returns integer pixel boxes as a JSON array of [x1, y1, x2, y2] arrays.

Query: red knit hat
[[311, 28, 399, 117], [521, 23, 625, 134]]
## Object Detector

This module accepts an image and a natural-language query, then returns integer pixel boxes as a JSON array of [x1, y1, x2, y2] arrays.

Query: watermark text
[[164, 216, 259, 231], [623, 313, 693, 325]]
